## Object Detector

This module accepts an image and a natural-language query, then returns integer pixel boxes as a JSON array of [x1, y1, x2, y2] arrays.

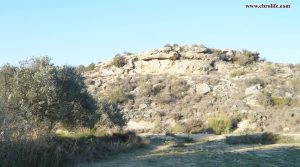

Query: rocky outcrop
[[83, 44, 300, 134]]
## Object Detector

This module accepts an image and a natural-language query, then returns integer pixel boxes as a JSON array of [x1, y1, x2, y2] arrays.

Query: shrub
[[153, 90, 173, 104], [169, 77, 189, 99], [151, 119, 163, 134], [173, 43, 179, 47], [76, 63, 95, 73], [226, 133, 298, 145], [208, 113, 232, 135], [85, 62, 95, 71], [170, 123, 186, 134], [0, 56, 97, 128], [0, 57, 134, 167], [0, 132, 143, 167], [288, 78, 300, 92], [212, 48, 223, 56], [135, 82, 152, 97], [183, 119, 204, 133], [245, 77, 266, 87], [105, 86, 127, 103], [258, 91, 273, 107], [164, 44, 172, 48], [226, 134, 263, 145], [233, 50, 259, 66], [123, 51, 133, 55], [111, 55, 125, 67], [96, 99, 126, 128], [76, 65, 86, 73], [271, 96, 291, 107], [264, 64, 277, 76], [230, 69, 246, 77]]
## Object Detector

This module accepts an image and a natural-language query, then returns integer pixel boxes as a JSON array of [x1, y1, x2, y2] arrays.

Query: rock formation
[[84, 44, 300, 134]]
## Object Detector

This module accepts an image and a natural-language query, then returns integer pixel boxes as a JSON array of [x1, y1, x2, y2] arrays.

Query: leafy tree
[[0, 57, 97, 128]]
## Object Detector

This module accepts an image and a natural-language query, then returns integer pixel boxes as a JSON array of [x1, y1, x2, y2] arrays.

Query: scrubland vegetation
[[0, 57, 142, 167], [1, 44, 300, 166]]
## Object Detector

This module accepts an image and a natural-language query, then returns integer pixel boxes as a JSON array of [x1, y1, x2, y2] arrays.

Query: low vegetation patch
[[105, 86, 127, 103], [226, 133, 298, 145], [230, 69, 246, 77], [76, 63, 95, 73], [207, 113, 232, 135], [0, 132, 143, 167], [111, 54, 126, 67], [271, 96, 291, 107], [233, 50, 260, 66], [245, 77, 266, 87]]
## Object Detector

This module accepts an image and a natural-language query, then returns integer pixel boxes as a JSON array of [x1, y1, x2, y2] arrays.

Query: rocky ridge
[[84, 44, 300, 134]]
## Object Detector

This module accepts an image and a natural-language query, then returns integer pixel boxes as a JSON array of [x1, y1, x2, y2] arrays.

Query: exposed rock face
[[84, 44, 300, 134]]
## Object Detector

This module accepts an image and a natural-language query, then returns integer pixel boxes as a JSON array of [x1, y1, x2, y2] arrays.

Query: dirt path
[[79, 134, 300, 167]]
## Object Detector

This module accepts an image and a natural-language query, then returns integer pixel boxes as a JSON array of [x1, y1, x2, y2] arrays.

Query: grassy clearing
[[82, 133, 300, 167]]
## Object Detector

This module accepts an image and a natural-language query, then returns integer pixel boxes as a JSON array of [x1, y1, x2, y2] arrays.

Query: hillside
[[84, 44, 300, 134], [1, 44, 300, 167]]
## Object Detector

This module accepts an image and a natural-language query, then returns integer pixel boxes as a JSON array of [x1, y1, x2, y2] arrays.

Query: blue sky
[[0, 0, 299, 66]]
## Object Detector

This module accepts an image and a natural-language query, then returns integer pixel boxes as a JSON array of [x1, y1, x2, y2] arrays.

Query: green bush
[[271, 96, 291, 107], [76, 63, 95, 73], [264, 64, 277, 76], [111, 55, 125, 67], [153, 90, 173, 104], [245, 77, 266, 87], [289, 78, 300, 92], [0, 57, 132, 167], [169, 77, 189, 99], [226, 133, 298, 145], [208, 113, 232, 135], [105, 86, 127, 103], [258, 91, 273, 107], [96, 99, 126, 128], [233, 50, 259, 66], [0, 57, 97, 128], [0, 57, 126, 129], [230, 69, 246, 77], [164, 44, 172, 47], [212, 48, 223, 56], [85, 62, 95, 71]]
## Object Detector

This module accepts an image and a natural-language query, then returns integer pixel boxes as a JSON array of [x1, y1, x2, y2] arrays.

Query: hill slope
[[84, 44, 300, 134]]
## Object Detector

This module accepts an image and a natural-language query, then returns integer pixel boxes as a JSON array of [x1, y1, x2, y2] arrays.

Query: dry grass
[[105, 86, 127, 103], [230, 69, 246, 77], [0, 132, 143, 167]]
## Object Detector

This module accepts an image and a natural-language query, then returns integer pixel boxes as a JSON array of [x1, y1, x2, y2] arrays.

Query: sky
[[0, 0, 299, 66]]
